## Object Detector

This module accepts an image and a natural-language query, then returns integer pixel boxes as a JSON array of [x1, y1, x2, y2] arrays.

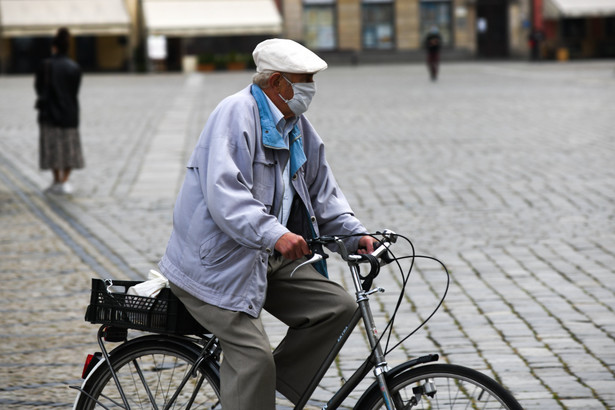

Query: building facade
[[1, 0, 614, 74], [0, 0, 283, 74], [534, 0, 615, 60], [282, 0, 535, 61], [281, 0, 615, 62]]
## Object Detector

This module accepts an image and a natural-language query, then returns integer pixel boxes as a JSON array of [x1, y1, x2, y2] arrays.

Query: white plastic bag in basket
[[124, 270, 169, 325], [127, 270, 169, 298]]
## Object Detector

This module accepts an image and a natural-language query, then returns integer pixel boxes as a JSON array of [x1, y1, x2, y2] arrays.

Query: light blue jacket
[[159, 85, 366, 317]]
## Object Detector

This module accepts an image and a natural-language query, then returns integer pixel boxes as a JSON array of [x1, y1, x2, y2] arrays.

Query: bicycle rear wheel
[[359, 363, 522, 410], [77, 337, 221, 409]]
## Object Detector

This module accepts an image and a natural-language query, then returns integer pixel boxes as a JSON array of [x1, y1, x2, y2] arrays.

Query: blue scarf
[[251, 85, 306, 177]]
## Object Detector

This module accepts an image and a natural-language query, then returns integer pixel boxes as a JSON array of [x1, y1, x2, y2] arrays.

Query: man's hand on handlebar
[[276, 233, 379, 260], [275, 232, 310, 260], [357, 235, 377, 255]]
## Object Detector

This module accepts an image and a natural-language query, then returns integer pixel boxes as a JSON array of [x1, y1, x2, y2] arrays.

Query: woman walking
[[35, 27, 84, 194]]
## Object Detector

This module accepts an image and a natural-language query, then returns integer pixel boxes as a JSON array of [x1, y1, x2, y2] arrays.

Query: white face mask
[[279, 75, 317, 116]]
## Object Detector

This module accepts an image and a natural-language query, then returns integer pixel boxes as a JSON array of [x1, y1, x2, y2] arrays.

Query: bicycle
[[72, 230, 522, 409]]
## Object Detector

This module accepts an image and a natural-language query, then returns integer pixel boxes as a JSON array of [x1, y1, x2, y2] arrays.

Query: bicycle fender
[[354, 354, 439, 409], [72, 356, 108, 409]]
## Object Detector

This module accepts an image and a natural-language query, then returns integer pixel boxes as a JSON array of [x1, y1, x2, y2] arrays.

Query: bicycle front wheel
[[359, 363, 522, 410], [77, 337, 221, 409]]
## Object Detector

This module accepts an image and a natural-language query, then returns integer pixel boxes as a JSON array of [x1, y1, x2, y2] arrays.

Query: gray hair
[[252, 70, 277, 88]]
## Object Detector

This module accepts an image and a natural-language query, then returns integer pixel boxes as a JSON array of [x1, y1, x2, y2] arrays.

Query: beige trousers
[[170, 255, 356, 410]]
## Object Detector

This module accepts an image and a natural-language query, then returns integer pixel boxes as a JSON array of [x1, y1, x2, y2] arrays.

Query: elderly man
[[159, 38, 374, 409]]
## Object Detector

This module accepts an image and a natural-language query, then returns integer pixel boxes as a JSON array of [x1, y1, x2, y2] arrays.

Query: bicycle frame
[[75, 232, 449, 410], [294, 238, 399, 410]]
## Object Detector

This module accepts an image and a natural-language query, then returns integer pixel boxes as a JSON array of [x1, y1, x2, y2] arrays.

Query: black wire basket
[[85, 278, 207, 335]]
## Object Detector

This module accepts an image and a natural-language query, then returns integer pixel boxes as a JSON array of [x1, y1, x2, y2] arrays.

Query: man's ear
[[268, 72, 282, 89]]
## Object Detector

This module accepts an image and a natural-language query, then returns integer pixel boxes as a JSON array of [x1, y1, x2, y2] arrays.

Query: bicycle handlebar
[[306, 230, 397, 262], [298, 230, 398, 290]]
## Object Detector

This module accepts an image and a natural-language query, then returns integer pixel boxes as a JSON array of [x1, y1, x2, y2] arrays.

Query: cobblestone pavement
[[1, 61, 614, 409]]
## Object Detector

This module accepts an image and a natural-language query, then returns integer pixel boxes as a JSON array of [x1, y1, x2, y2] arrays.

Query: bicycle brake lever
[[290, 253, 324, 277]]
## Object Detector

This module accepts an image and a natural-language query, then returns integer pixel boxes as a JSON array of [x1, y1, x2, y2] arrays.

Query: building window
[[362, 0, 394, 50], [420, 0, 452, 47], [304, 1, 337, 50]]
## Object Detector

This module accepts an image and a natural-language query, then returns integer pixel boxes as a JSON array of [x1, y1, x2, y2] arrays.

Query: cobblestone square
[[1, 60, 614, 408]]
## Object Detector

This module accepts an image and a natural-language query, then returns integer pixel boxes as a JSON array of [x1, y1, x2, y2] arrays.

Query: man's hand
[[275, 232, 310, 260], [357, 235, 377, 254]]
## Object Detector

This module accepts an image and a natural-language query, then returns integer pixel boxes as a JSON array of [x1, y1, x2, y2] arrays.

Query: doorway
[[476, 0, 509, 58]]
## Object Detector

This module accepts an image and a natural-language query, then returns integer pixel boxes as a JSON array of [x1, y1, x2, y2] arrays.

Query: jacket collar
[[251, 84, 306, 177]]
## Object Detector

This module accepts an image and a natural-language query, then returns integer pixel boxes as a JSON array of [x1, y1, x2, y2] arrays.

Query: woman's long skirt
[[39, 122, 84, 170]]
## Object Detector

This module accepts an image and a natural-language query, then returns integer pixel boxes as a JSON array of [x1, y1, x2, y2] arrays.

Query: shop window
[[362, 0, 394, 50], [304, 1, 337, 50], [561, 18, 586, 58], [606, 17, 615, 36], [562, 18, 586, 39], [602, 18, 615, 57], [10, 37, 51, 73], [420, 0, 452, 47], [76, 36, 97, 71]]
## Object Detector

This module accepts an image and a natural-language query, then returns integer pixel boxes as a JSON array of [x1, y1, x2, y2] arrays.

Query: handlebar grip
[[379, 248, 395, 265], [372, 241, 394, 265], [358, 254, 380, 291]]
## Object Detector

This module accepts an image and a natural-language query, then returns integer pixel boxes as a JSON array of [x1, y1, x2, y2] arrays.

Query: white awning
[[0, 0, 131, 37], [544, 0, 615, 19], [143, 0, 282, 37]]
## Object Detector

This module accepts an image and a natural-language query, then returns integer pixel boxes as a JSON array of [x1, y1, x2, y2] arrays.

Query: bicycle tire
[[357, 363, 522, 410], [76, 337, 221, 409]]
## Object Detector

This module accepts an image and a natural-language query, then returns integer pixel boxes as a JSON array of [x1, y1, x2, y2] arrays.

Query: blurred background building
[[0, 0, 614, 74]]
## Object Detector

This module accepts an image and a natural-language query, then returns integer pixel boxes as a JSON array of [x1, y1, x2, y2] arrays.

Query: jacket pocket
[[199, 232, 253, 270], [252, 158, 275, 210]]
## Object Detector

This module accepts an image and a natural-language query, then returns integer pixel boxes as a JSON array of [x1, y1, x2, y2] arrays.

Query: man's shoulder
[[215, 85, 255, 112], [199, 85, 259, 144], [225, 85, 254, 102], [218, 86, 255, 107]]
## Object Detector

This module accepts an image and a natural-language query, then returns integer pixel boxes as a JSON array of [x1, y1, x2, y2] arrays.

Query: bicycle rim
[[78, 339, 221, 409], [361, 363, 522, 410]]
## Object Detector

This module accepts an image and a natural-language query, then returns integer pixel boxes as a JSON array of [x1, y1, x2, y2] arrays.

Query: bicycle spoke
[[78, 339, 221, 410], [133, 357, 160, 410], [361, 364, 521, 409], [90, 391, 124, 410]]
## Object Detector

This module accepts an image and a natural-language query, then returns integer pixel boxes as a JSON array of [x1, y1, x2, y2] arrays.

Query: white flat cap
[[253, 38, 327, 74]]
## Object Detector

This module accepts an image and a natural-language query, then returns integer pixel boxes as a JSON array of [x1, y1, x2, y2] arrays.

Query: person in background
[[424, 26, 442, 81], [35, 27, 84, 195], [158, 38, 375, 409], [528, 29, 544, 61]]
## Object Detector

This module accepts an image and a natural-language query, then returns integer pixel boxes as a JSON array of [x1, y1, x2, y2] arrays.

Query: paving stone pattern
[[0, 61, 614, 409]]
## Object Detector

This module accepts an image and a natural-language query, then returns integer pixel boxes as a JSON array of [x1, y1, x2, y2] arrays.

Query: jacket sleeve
[[189, 93, 288, 253]]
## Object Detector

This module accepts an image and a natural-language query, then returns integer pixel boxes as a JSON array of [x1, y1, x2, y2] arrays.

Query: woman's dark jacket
[[35, 53, 82, 127]]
